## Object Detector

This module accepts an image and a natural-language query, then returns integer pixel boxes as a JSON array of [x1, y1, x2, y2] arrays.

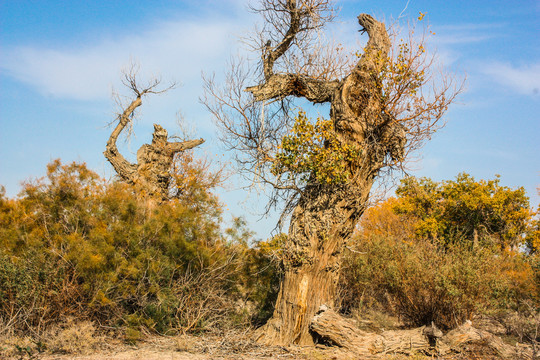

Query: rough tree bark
[[104, 86, 204, 199], [251, 10, 406, 345], [311, 306, 432, 356]]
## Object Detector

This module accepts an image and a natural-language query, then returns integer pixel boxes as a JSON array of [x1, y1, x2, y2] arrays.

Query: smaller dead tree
[[104, 70, 204, 198]]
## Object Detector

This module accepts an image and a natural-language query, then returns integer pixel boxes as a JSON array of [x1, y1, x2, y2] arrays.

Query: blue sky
[[1, 0, 539, 238]]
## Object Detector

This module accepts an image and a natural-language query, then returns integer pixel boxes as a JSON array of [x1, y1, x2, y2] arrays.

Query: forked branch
[[246, 0, 339, 103]]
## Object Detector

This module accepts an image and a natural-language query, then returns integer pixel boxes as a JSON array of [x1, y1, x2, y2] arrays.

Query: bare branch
[[246, 0, 340, 102], [246, 73, 339, 102], [104, 68, 204, 199]]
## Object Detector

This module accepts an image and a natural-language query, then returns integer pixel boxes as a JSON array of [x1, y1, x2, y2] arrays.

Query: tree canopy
[[393, 173, 533, 250]]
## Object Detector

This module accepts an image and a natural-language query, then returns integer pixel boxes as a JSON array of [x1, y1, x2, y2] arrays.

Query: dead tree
[[104, 72, 204, 198], [204, 0, 461, 345]]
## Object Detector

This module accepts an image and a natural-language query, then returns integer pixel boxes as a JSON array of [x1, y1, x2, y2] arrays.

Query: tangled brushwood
[[0, 160, 280, 339]]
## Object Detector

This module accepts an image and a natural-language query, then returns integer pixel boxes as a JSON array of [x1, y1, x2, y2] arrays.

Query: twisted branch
[[104, 69, 204, 198]]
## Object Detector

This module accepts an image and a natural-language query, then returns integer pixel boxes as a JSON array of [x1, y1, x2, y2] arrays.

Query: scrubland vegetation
[[0, 158, 279, 355], [0, 158, 538, 357]]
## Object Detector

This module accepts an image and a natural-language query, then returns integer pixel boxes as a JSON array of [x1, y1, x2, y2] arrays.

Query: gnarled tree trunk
[[206, 0, 458, 346], [256, 180, 374, 345], [251, 11, 406, 345]]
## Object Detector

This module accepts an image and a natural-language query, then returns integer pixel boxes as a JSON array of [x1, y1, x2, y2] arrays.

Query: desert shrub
[[340, 234, 538, 329], [0, 251, 83, 335], [339, 176, 538, 330], [0, 160, 261, 337], [394, 173, 532, 250]]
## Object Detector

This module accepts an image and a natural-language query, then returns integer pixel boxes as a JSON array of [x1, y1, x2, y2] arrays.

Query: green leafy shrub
[[271, 111, 362, 185], [0, 160, 263, 336]]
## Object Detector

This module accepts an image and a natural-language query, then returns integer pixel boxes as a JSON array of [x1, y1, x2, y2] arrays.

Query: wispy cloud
[[432, 33, 493, 46], [419, 22, 504, 67], [431, 23, 501, 46], [481, 62, 540, 96], [0, 17, 246, 101]]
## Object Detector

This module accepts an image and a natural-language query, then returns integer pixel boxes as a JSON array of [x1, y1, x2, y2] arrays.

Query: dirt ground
[[1, 332, 320, 360], [1, 329, 534, 360]]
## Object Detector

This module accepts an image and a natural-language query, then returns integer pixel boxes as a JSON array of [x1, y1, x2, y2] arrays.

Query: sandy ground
[[1, 333, 321, 360], [1, 330, 532, 360]]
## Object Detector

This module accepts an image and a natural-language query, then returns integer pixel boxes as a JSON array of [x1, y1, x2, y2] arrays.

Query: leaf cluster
[[393, 173, 533, 250], [271, 111, 362, 185]]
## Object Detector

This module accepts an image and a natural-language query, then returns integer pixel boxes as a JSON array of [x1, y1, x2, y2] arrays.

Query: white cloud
[[482, 62, 540, 96], [0, 17, 246, 100]]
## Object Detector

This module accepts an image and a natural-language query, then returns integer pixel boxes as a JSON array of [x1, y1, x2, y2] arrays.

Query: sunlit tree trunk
[[250, 11, 404, 344], [204, 0, 459, 346], [258, 178, 374, 344]]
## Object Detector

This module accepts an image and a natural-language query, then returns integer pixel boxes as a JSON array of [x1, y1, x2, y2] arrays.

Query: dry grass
[[1, 327, 312, 360], [0, 318, 104, 359], [43, 319, 101, 355]]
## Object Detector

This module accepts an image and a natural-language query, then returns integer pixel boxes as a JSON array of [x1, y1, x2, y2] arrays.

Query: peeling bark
[[104, 94, 204, 199]]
